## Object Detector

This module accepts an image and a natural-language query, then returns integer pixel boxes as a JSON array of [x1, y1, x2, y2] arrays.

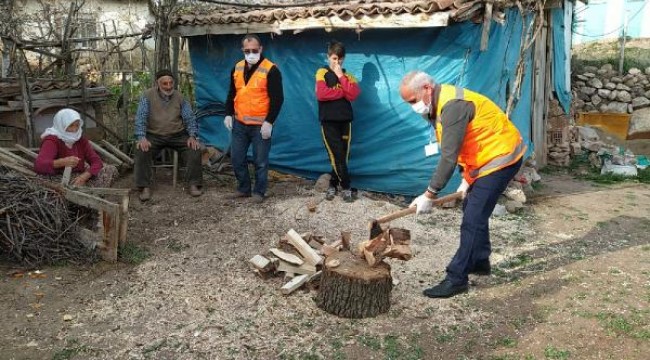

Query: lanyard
[[429, 123, 437, 144]]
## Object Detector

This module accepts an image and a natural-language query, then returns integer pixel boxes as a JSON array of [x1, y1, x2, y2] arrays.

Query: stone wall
[[572, 64, 650, 114]]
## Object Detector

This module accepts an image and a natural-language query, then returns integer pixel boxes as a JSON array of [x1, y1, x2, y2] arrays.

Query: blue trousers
[[230, 120, 271, 196], [445, 158, 522, 285]]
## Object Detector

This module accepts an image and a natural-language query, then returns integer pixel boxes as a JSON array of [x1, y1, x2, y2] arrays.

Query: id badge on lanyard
[[424, 124, 439, 157]]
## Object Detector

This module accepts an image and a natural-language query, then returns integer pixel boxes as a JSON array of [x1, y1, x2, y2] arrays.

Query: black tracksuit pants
[[321, 120, 351, 190]]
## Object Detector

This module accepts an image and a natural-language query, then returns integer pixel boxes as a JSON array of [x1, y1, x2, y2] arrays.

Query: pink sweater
[[34, 135, 103, 176]]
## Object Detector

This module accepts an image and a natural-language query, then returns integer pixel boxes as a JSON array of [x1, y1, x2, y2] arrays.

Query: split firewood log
[[381, 244, 412, 261], [357, 227, 412, 266], [249, 255, 275, 272], [322, 239, 342, 257], [277, 260, 317, 275], [286, 229, 323, 266], [269, 248, 304, 266]]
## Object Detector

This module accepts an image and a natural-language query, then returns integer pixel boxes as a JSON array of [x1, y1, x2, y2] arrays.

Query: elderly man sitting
[[133, 69, 203, 201]]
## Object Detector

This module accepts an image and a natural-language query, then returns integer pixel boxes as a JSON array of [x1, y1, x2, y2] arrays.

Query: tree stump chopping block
[[316, 251, 392, 318]]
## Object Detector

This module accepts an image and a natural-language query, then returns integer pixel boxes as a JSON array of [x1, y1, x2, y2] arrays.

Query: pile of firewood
[[249, 225, 413, 295], [0, 168, 98, 265]]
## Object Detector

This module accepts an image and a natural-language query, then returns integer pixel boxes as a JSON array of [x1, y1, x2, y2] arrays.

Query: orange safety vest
[[233, 58, 274, 125], [434, 85, 527, 184]]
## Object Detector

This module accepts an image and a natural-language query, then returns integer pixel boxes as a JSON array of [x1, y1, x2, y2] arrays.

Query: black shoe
[[423, 279, 468, 298], [351, 188, 359, 199], [325, 186, 337, 201], [469, 260, 491, 276], [342, 189, 354, 203]]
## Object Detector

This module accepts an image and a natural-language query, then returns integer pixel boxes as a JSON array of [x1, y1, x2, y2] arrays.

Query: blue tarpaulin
[[552, 6, 573, 114], [189, 9, 540, 195]]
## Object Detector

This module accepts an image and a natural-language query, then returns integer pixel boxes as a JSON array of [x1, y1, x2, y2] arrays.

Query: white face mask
[[411, 100, 430, 116], [245, 52, 261, 65]]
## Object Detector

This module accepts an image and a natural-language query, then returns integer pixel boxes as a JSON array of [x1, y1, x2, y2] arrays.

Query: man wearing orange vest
[[400, 71, 527, 298], [224, 34, 284, 203]]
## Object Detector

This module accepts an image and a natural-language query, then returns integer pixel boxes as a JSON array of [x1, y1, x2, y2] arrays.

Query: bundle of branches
[[0, 167, 98, 266]]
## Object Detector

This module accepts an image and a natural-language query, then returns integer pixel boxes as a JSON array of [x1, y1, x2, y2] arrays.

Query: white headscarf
[[41, 109, 83, 147]]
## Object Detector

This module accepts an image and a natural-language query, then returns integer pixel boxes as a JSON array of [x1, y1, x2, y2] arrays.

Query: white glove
[[261, 121, 273, 139], [456, 179, 469, 199], [224, 116, 233, 131], [409, 193, 434, 214]]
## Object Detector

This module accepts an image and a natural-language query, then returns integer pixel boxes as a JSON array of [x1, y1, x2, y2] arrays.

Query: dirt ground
[[1, 170, 649, 360]]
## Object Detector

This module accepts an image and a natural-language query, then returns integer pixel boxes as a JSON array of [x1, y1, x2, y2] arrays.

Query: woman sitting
[[34, 108, 118, 187]]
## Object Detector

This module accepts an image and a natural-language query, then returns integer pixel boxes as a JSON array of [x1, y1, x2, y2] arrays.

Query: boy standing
[[315, 41, 361, 202]]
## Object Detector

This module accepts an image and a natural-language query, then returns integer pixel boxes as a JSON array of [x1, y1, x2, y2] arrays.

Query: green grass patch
[[118, 242, 150, 264], [578, 171, 630, 185], [52, 339, 96, 360], [359, 335, 381, 351], [538, 165, 567, 175], [552, 154, 646, 185], [356, 334, 425, 360], [639, 167, 650, 184], [383, 335, 401, 359], [142, 339, 167, 356], [489, 355, 522, 360], [502, 254, 535, 269], [166, 239, 189, 252], [329, 338, 346, 360], [543, 345, 570, 360], [608, 268, 622, 275], [572, 41, 650, 74], [495, 336, 517, 348], [571, 308, 650, 339], [434, 325, 460, 344]]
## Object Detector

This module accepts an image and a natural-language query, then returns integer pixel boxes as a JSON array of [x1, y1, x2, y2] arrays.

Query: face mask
[[411, 100, 430, 116], [245, 52, 260, 65]]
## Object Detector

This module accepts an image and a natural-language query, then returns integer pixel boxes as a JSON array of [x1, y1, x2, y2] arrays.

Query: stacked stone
[[547, 142, 571, 166], [546, 99, 571, 166], [573, 64, 650, 114]]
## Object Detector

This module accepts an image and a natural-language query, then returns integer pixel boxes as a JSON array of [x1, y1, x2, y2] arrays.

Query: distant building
[[573, 0, 650, 44]]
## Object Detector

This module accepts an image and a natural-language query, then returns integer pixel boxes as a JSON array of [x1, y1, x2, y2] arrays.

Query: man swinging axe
[[399, 71, 527, 298]]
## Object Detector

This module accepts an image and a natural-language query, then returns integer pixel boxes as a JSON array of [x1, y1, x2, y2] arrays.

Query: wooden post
[[62, 2, 76, 77], [480, 0, 494, 51], [80, 73, 87, 124], [1, 38, 12, 78], [171, 36, 180, 84], [120, 73, 128, 146], [99, 209, 120, 262], [532, 12, 549, 166], [18, 69, 34, 147], [119, 194, 129, 246], [172, 150, 178, 188]]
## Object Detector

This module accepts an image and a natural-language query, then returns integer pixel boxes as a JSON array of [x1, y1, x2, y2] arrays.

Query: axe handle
[[375, 206, 416, 224], [376, 191, 465, 224]]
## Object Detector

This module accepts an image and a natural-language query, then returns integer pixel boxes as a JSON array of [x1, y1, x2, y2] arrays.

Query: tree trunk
[[316, 251, 392, 318]]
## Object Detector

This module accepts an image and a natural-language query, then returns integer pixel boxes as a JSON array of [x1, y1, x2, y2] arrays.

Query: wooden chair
[[151, 149, 179, 187]]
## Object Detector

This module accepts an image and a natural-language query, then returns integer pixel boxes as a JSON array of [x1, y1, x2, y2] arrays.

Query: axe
[[368, 191, 464, 239]]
